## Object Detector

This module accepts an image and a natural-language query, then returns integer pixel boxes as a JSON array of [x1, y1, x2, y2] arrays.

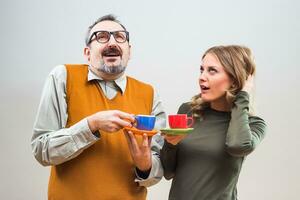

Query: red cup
[[168, 114, 194, 129]]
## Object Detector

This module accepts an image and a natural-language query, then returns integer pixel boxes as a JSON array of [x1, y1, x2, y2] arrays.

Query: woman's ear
[[230, 79, 236, 89]]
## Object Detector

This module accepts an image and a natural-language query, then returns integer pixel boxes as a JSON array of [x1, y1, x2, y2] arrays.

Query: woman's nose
[[199, 71, 207, 82]]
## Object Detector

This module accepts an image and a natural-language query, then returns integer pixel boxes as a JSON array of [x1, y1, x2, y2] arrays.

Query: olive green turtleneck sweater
[[160, 91, 266, 200]]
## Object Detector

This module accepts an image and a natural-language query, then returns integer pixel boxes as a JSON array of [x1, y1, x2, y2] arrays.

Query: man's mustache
[[102, 47, 122, 57]]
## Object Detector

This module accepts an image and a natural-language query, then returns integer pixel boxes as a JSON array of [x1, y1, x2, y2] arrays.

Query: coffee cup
[[168, 114, 194, 129], [134, 115, 156, 131]]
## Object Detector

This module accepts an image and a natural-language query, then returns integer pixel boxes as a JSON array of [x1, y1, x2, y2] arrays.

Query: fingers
[[114, 117, 133, 128], [161, 132, 166, 136], [142, 134, 152, 149], [126, 131, 139, 152], [242, 75, 255, 93], [125, 131, 152, 171], [247, 74, 254, 80], [246, 75, 254, 85], [115, 110, 135, 127], [148, 135, 152, 147], [107, 123, 123, 132], [124, 130, 152, 153], [88, 110, 134, 132], [142, 134, 148, 149], [103, 110, 135, 131], [124, 130, 134, 151], [163, 134, 186, 145]]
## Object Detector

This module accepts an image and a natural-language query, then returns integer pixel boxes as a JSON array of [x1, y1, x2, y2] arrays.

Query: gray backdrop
[[1, 0, 299, 199]]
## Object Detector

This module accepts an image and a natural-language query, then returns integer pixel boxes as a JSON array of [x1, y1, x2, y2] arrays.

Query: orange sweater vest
[[48, 64, 154, 200]]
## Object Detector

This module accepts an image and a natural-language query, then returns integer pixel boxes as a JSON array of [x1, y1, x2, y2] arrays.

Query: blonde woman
[[160, 45, 267, 200]]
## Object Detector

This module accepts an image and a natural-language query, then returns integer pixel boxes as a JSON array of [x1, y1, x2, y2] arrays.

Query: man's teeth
[[104, 55, 120, 57]]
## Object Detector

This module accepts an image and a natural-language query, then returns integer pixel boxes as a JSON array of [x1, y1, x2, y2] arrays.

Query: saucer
[[160, 128, 194, 135], [124, 127, 158, 136]]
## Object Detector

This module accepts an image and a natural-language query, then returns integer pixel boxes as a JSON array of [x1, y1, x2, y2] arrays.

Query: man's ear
[[128, 44, 131, 60], [84, 47, 91, 61]]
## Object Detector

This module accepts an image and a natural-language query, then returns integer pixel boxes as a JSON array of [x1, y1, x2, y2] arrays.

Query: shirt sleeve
[[225, 91, 267, 157], [31, 65, 99, 166], [135, 87, 166, 187]]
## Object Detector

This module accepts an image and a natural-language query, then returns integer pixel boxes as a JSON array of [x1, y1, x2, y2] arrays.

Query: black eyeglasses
[[87, 30, 129, 44]]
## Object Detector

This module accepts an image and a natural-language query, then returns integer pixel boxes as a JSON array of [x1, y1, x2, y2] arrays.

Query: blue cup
[[134, 115, 156, 131]]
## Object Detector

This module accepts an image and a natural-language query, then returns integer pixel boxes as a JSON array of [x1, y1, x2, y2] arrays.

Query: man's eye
[[116, 33, 125, 39], [96, 32, 109, 40], [98, 34, 107, 39]]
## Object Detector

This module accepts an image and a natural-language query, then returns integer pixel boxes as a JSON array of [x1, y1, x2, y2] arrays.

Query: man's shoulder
[[49, 64, 89, 85], [65, 64, 88, 71], [126, 76, 155, 96], [65, 64, 88, 67], [50, 64, 88, 75], [49, 65, 66, 80], [126, 76, 153, 88]]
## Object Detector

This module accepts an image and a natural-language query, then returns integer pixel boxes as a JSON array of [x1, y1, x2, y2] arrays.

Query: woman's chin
[[200, 95, 210, 102]]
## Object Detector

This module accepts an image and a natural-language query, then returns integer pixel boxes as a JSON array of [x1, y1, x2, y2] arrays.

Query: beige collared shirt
[[88, 66, 126, 99]]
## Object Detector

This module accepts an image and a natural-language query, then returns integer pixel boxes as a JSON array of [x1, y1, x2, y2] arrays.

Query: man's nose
[[107, 35, 117, 47]]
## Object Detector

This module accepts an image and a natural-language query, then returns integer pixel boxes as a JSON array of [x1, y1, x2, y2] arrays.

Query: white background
[[0, 0, 299, 199]]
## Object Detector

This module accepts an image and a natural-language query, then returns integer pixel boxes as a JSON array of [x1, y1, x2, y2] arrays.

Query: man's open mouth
[[102, 47, 122, 57]]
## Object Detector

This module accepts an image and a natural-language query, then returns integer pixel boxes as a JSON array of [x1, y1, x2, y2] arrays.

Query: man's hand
[[87, 110, 135, 133], [124, 130, 152, 172]]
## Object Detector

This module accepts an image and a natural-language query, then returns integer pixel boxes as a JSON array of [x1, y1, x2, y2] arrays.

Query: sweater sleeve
[[160, 103, 190, 180], [160, 140, 179, 180], [225, 91, 267, 157]]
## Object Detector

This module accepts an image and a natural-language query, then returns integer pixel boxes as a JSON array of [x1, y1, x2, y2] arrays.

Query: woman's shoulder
[[177, 102, 193, 116]]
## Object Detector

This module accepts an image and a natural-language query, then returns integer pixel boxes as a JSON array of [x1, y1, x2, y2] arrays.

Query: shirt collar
[[87, 66, 127, 94]]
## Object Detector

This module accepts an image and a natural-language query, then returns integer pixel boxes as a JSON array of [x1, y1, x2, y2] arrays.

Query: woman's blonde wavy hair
[[190, 45, 256, 117]]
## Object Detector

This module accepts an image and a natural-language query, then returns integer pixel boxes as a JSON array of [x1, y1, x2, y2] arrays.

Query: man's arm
[[134, 87, 166, 187], [31, 65, 99, 166]]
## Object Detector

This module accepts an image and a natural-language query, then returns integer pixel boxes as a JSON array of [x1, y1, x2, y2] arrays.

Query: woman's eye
[[208, 67, 217, 74], [200, 67, 204, 73]]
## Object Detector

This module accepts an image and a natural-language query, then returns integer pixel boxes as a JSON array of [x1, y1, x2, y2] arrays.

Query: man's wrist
[[87, 115, 98, 133], [92, 130, 101, 138], [136, 167, 151, 179]]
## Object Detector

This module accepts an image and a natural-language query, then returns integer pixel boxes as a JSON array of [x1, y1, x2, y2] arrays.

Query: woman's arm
[[160, 141, 179, 180], [160, 103, 190, 179], [225, 91, 267, 157]]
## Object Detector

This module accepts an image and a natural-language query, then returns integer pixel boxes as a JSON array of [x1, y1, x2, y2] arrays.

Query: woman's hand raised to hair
[[242, 75, 254, 94]]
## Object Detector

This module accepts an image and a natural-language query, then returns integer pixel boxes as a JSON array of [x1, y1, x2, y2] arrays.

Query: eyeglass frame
[[87, 30, 130, 45]]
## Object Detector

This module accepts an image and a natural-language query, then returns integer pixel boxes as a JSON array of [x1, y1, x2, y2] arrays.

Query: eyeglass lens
[[95, 31, 127, 43]]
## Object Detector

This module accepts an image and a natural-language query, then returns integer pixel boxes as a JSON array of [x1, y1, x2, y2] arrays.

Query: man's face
[[84, 20, 131, 79]]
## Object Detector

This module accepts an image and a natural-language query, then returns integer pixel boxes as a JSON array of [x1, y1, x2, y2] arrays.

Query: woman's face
[[199, 53, 233, 110]]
